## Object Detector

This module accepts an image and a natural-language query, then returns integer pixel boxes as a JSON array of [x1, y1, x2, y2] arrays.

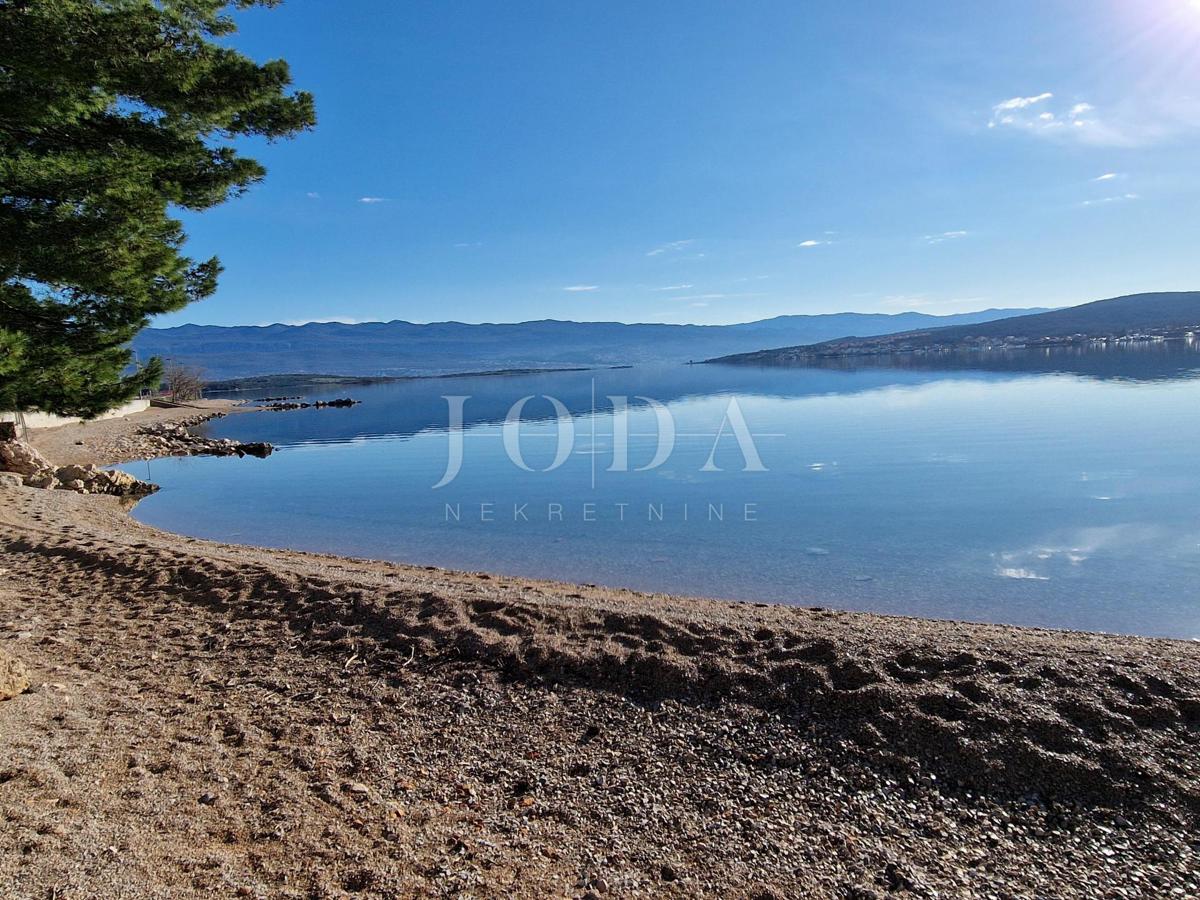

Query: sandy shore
[[1, 404, 1198, 897]]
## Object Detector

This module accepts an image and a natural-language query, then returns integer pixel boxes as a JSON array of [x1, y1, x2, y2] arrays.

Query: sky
[[159, 0, 1200, 328]]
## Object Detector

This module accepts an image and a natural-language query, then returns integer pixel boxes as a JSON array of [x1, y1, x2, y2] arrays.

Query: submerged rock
[[262, 398, 360, 411]]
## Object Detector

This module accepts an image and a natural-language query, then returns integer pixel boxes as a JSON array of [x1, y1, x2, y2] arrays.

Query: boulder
[[0, 650, 30, 701], [0, 438, 53, 478], [90, 468, 158, 497], [240, 442, 273, 458], [23, 472, 58, 489], [0, 471, 23, 488], [55, 463, 94, 482]]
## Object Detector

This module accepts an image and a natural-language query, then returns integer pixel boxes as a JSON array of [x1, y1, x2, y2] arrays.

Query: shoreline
[[3, 403, 1199, 896]]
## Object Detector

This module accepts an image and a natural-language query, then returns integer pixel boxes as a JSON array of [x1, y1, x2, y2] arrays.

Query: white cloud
[[925, 230, 969, 245], [454, 241, 483, 248], [655, 284, 694, 291], [994, 92, 1055, 112], [798, 239, 831, 248], [988, 93, 1106, 140], [306, 192, 320, 199], [1081, 193, 1139, 207], [358, 196, 389, 204], [1093, 172, 1120, 181], [996, 567, 1050, 581], [988, 93, 1200, 147], [563, 285, 599, 292], [646, 239, 694, 257]]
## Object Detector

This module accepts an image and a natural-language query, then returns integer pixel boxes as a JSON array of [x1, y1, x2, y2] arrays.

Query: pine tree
[[0, 0, 314, 417]]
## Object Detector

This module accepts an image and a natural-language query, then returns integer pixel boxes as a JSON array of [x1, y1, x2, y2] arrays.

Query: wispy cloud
[[454, 241, 483, 248], [988, 93, 1107, 141], [306, 192, 320, 199], [1081, 193, 1139, 207], [994, 92, 1055, 112], [988, 92, 1101, 139], [988, 93, 1200, 147], [798, 239, 831, 248], [655, 284, 694, 291], [563, 285, 599, 292], [995, 567, 1050, 581], [358, 196, 389, 204], [1093, 173, 1120, 182], [646, 239, 694, 257], [925, 230, 969, 245]]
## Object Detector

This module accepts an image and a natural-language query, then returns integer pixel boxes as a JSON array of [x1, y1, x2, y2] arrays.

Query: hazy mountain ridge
[[708, 292, 1200, 365], [134, 308, 1045, 379]]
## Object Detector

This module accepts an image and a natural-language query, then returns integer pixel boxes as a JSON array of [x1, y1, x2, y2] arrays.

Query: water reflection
[[125, 346, 1200, 638]]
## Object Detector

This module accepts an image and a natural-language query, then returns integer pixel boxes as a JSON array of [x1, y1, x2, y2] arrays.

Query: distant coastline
[[706, 291, 1200, 366], [203, 366, 603, 393]]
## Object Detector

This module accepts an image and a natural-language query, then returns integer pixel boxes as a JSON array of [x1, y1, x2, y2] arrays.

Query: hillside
[[133, 308, 1043, 380], [707, 292, 1200, 364]]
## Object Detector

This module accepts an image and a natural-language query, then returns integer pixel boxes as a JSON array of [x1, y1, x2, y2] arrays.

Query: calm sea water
[[121, 345, 1200, 638]]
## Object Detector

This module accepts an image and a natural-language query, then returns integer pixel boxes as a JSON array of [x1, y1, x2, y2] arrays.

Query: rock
[[262, 398, 359, 412], [95, 468, 157, 496], [238, 442, 273, 458], [0, 438, 53, 477], [0, 649, 31, 701], [23, 472, 57, 490], [56, 463, 93, 482], [0, 471, 23, 488], [130, 418, 271, 461]]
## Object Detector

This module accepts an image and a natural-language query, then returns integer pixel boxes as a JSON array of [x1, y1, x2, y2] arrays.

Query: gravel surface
[[1, 405, 1198, 898]]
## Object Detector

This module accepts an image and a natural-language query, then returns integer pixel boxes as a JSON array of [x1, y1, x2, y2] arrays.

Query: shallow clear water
[[121, 345, 1200, 638]]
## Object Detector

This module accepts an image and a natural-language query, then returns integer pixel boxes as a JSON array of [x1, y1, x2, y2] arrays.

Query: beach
[[1, 404, 1198, 898]]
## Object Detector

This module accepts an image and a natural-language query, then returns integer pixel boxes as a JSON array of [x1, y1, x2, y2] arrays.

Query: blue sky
[[161, 0, 1200, 327]]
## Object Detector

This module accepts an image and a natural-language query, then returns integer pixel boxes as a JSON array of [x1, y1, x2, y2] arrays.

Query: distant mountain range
[[134, 308, 1046, 380], [708, 292, 1200, 365]]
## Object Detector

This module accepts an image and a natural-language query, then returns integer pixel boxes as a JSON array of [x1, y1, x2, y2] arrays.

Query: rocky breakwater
[[114, 414, 273, 460], [0, 423, 155, 496], [261, 397, 359, 411]]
